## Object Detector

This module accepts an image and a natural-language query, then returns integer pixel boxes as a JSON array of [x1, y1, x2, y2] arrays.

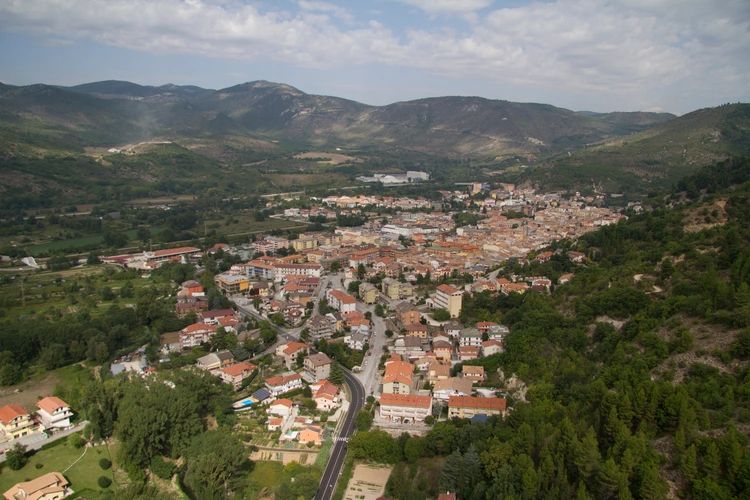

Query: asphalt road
[[314, 368, 365, 500]]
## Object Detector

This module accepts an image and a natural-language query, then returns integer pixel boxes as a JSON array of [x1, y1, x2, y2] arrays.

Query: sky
[[0, 0, 748, 114]]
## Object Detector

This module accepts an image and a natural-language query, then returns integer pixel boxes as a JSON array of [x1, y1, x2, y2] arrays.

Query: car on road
[[368, 351, 372, 356]]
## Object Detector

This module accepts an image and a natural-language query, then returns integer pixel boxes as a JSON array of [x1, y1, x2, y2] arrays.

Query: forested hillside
[[351, 157, 750, 500]]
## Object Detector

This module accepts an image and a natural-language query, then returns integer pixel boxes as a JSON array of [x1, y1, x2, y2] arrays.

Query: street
[[314, 368, 365, 500]]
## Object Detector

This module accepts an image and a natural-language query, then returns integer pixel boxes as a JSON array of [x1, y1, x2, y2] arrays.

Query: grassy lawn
[[0, 441, 115, 497]]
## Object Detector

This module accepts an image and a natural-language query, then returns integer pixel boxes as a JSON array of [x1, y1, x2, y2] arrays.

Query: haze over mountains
[[1, 78, 748, 196]]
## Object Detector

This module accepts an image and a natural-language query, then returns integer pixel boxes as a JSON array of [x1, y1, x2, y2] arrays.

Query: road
[[314, 368, 365, 500]]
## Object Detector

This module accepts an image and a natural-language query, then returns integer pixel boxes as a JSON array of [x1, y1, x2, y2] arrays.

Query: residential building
[[304, 353, 332, 382], [344, 332, 367, 351], [392, 336, 427, 360], [427, 362, 451, 382], [326, 289, 357, 315], [459, 328, 483, 347], [219, 362, 258, 390], [267, 417, 283, 431], [462, 366, 485, 383], [267, 398, 294, 416], [313, 381, 340, 411], [382, 360, 415, 395], [404, 324, 428, 339], [394, 302, 421, 326], [429, 284, 463, 318], [273, 263, 322, 283], [359, 282, 379, 305], [0, 404, 35, 440], [199, 309, 237, 325], [299, 425, 323, 445], [282, 342, 310, 370], [382, 279, 413, 300], [307, 314, 334, 340], [433, 341, 453, 362], [179, 323, 217, 349], [487, 324, 509, 341], [197, 350, 235, 371], [264, 373, 303, 396], [216, 274, 250, 294], [432, 377, 473, 402], [437, 493, 457, 500], [482, 339, 504, 356], [3, 472, 70, 500], [379, 393, 432, 423], [36, 397, 73, 430], [448, 396, 507, 419], [459, 345, 480, 361]]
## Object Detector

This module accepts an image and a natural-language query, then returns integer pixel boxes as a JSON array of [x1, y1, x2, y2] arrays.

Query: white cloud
[[298, 0, 355, 24], [388, 0, 495, 15], [0, 0, 747, 110]]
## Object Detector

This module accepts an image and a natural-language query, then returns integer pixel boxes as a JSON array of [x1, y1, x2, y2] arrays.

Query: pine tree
[[463, 444, 482, 493], [596, 458, 622, 500], [575, 427, 601, 485], [704, 441, 721, 480], [575, 481, 593, 500], [681, 444, 698, 482], [638, 465, 668, 500], [439, 449, 464, 495]]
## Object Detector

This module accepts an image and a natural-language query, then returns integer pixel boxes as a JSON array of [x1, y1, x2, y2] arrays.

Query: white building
[[36, 397, 73, 430]]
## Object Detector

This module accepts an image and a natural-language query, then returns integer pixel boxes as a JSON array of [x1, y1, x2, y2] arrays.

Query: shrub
[[98, 476, 112, 489], [35, 463, 44, 469], [150, 455, 177, 480], [68, 433, 85, 449], [99, 458, 112, 470]]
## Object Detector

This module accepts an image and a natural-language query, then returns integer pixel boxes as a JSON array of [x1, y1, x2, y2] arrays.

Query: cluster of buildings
[[0, 397, 74, 444], [376, 352, 507, 424]]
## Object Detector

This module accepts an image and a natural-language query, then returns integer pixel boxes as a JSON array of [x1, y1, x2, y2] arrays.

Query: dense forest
[[350, 157, 750, 500]]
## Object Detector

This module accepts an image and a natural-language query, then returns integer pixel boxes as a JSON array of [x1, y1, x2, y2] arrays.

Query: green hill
[[526, 104, 750, 193]]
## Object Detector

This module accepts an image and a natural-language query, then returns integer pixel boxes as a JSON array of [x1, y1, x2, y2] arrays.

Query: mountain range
[[0, 78, 748, 198]]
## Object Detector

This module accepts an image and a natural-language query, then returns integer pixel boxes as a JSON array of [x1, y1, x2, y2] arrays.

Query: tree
[[432, 309, 451, 321], [404, 436, 426, 463], [637, 465, 668, 500], [183, 430, 251, 499], [355, 410, 373, 432], [5, 443, 27, 470], [330, 261, 342, 273], [439, 449, 464, 494], [374, 304, 385, 317], [98, 476, 113, 488], [329, 362, 344, 385]]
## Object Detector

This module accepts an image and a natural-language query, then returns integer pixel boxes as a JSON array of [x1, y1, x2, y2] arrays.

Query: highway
[[314, 368, 365, 500]]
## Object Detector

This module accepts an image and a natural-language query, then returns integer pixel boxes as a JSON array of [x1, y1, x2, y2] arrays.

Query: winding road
[[314, 368, 365, 500]]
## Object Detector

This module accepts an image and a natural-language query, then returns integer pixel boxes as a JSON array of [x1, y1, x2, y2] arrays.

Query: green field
[[26, 228, 165, 256], [0, 441, 116, 497]]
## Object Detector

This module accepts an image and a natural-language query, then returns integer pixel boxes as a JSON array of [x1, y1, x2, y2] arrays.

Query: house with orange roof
[[462, 366, 485, 383], [282, 342, 310, 369], [179, 323, 217, 349], [448, 396, 507, 419], [378, 393, 432, 423], [0, 404, 36, 440], [313, 381, 340, 411], [382, 360, 415, 395], [219, 362, 258, 390], [2, 472, 70, 500], [299, 425, 323, 446], [433, 341, 453, 362], [265, 373, 303, 397], [267, 417, 283, 432], [482, 339, 504, 357], [36, 397, 73, 430], [267, 399, 294, 416]]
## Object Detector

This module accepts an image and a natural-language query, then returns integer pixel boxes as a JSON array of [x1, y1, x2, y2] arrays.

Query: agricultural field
[[293, 152, 363, 164]]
